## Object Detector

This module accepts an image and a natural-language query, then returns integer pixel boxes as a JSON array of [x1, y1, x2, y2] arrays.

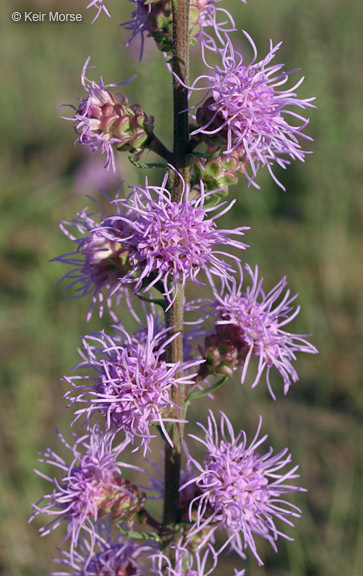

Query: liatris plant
[[30, 1, 317, 574]]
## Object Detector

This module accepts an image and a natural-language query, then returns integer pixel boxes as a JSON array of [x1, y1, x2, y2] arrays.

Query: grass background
[[0, 0, 362, 574]]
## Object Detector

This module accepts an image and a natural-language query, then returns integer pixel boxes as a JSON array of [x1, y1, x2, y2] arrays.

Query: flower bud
[[198, 324, 248, 379], [77, 89, 153, 154], [193, 145, 247, 195], [84, 218, 133, 291], [67, 58, 155, 171], [148, 1, 173, 54], [128, 1, 213, 55], [189, 1, 210, 48], [196, 96, 229, 147], [96, 475, 146, 522]]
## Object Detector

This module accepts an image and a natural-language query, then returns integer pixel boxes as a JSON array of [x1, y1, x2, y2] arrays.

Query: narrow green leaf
[[136, 293, 166, 310], [186, 148, 221, 160], [187, 377, 228, 404], [128, 155, 167, 169], [117, 526, 162, 543]]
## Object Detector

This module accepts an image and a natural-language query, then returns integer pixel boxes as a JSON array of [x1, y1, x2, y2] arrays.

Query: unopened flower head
[[193, 145, 247, 195], [192, 32, 316, 189], [111, 171, 249, 306], [183, 411, 304, 564], [205, 264, 318, 397], [30, 428, 142, 553], [122, 0, 172, 59], [63, 58, 152, 171], [122, 1, 245, 59], [65, 315, 202, 453], [197, 323, 249, 380], [54, 194, 136, 321], [53, 525, 150, 575]]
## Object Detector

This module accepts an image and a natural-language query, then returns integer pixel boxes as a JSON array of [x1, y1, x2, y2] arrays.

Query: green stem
[[162, 289, 185, 547], [161, 0, 191, 553], [171, 0, 190, 181]]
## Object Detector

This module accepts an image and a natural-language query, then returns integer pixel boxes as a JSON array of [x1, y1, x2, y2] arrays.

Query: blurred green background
[[0, 0, 362, 574]]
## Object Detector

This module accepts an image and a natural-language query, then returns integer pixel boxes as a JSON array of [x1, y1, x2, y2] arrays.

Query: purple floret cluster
[[53, 524, 150, 575], [203, 264, 318, 397], [190, 33, 315, 189], [56, 172, 249, 312], [64, 315, 202, 452], [30, 1, 317, 575], [30, 428, 142, 553], [184, 412, 304, 565]]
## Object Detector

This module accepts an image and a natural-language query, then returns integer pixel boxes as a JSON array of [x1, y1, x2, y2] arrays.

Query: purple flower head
[[53, 524, 150, 575], [182, 411, 305, 565], [190, 32, 316, 189], [87, 1, 111, 23], [111, 171, 249, 307], [65, 315, 202, 453], [54, 193, 135, 321], [30, 428, 142, 555], [151, 543, 219, 576], [207, 264, 318, 398]]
